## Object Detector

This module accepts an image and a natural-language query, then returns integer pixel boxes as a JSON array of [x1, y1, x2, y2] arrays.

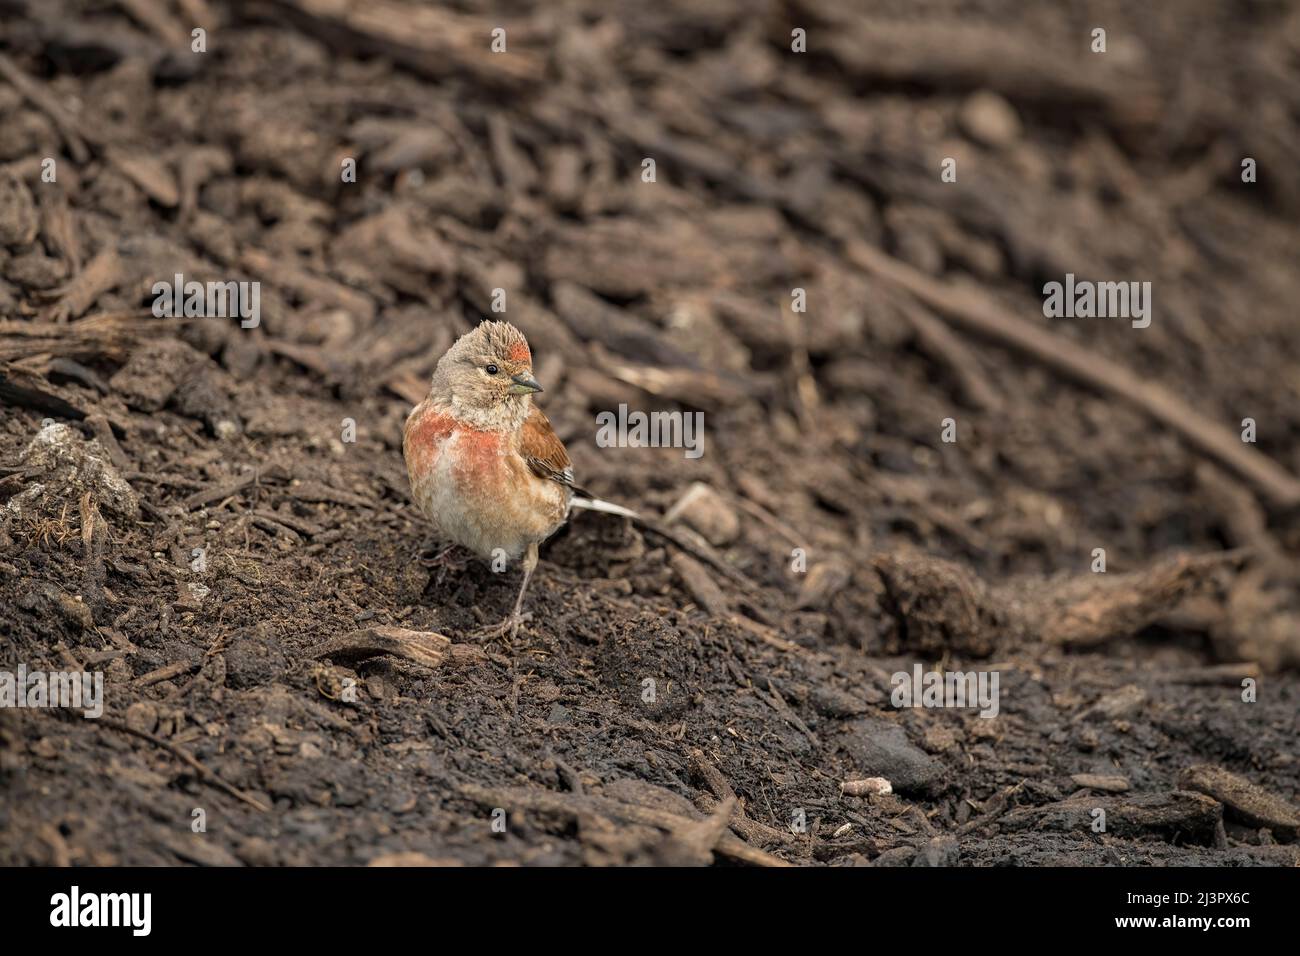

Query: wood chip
[[669, 551, 729, 616], [1069, 774, 1131, 793], [1178, 765, 1300, 837], [842, 777, 893, 797], [307, 626, 484, 670]]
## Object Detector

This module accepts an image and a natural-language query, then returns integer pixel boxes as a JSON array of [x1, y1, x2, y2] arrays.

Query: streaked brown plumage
[[402, 321, 574, 635]]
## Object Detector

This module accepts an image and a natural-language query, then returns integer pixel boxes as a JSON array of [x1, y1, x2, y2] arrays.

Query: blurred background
[[1, 0, 1298, 866]]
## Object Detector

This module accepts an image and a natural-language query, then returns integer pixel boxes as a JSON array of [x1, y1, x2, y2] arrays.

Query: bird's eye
[[485, 364, 499, 375]]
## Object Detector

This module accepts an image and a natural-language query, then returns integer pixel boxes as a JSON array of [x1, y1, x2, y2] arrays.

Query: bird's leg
[[474, 542, 538, 639], [508, 545, 537, 623], [417, 542, 457, 567]]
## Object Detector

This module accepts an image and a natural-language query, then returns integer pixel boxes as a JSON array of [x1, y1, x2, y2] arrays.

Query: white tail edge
[[570, 496, 640, 520]]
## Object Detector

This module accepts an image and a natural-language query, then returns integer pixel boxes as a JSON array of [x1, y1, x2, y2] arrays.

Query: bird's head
[[429, 321, 542, 427]]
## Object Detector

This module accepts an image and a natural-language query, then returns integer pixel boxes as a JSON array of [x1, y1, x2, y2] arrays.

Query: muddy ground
[[2, 0, 1300, 867]]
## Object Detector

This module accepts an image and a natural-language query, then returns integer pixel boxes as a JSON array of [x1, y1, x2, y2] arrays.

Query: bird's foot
[[417, 542, 461, 568], [471, 610, 534, 640]]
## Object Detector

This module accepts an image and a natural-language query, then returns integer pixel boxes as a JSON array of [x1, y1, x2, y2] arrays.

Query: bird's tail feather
[[568, 494, 755, 592], [569, 496, 640, 520]]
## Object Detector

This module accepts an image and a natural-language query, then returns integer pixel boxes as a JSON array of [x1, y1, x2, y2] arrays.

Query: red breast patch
[[450, 428, 501, 482], [408, 407, 455, 449]]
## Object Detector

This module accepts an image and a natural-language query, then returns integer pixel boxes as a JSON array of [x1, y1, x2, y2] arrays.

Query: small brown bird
[[403, 321, 631, 635]]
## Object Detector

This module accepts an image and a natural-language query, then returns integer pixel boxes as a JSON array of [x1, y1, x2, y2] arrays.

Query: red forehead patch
[[508, 341, 531, 363]]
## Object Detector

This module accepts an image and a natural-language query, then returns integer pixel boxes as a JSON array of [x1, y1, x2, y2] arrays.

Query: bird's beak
[[508, 373, 543, 395]]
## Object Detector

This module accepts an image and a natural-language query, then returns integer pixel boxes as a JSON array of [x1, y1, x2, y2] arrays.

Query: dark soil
[[2, 0, 1299, 867]]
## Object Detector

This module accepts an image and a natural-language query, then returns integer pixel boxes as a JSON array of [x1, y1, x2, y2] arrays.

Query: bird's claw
[[471, 611, 534, 640]]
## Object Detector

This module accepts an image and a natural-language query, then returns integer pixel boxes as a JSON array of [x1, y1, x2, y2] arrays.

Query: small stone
[[959, 91, 1021, 148], [838, 717, 942, 795], [921, 725, 959, 754], [1074, 725, 1100, 751], [124, 701, 158, 735], [17, 422, 139, 520], [665, 482, 740, 546]]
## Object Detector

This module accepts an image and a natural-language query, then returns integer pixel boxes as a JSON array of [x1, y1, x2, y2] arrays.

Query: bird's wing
[[520, 404, 576, 489]]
